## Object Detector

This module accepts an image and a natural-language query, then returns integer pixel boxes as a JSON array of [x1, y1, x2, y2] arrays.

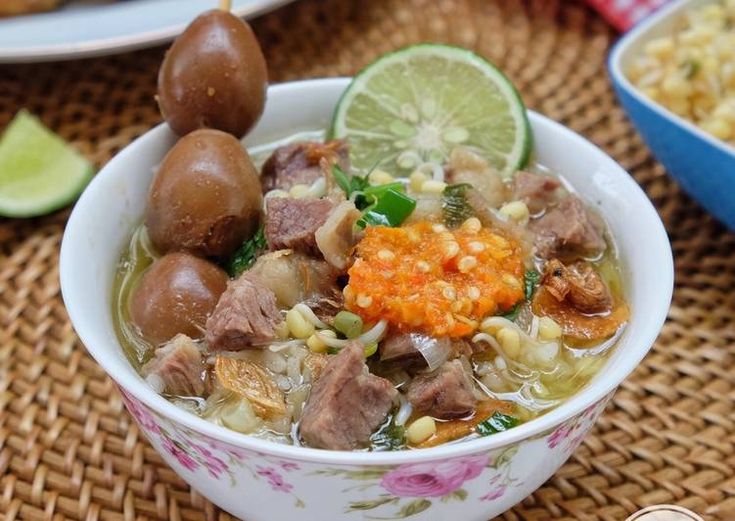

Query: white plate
[[0, 0, 294, 63]]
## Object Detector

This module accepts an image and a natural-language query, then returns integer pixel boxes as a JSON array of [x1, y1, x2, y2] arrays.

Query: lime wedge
[[329, 44, 532, 178], [0, 110, 94, 218]]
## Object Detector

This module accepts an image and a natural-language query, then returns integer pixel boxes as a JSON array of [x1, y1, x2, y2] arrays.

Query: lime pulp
[[0, 110, 93, 218], [329, 44, 532, 178]]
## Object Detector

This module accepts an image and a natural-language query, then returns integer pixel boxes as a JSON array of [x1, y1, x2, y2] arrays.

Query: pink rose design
[[161, 437, 198, 472], [205, 438, 248, 460], [380, 455, 488, 498], [121, 393, 161, 434], [279, 461, 300, 472], [193, 444, 228, 478], [547, 425, 570, 449], [480, 485, 506, 501], [256, 466, 294, 493]]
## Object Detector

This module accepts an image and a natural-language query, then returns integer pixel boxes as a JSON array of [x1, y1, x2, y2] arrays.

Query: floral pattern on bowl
[[120, 387, 611, 520]]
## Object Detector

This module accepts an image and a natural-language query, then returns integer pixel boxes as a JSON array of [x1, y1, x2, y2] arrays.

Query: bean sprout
[[294, 303, 329, 329], [315, 319, 389, 349]]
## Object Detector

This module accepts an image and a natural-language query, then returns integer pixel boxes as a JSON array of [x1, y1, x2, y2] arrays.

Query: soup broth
[[114, 131, 627, 450]]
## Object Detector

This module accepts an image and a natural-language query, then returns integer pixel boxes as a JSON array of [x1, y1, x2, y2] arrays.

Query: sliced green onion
[[363, 182, 405, 197], [357, 188, 416, 229], [333, 311, 363, 339], [476, 411, 519, 436]]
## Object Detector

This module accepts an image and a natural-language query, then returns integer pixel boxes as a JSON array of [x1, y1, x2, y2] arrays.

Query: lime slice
[[329, 44, 532, 178], [0, 110, 93, 218]]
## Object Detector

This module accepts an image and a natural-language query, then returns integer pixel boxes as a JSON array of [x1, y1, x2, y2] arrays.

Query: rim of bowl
[[608, 0, 735, 161], [60, 77, 674, 466]]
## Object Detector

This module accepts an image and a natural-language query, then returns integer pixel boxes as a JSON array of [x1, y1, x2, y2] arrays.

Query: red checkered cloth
[[586, 0, 670, 31]]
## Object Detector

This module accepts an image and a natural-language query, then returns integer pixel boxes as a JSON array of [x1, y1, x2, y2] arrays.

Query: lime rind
[[0, 110, 94, 218], [329, 43, 532, 178]]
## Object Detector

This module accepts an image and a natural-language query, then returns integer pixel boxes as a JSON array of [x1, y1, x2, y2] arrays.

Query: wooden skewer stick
[[219, 0, 232, 11]]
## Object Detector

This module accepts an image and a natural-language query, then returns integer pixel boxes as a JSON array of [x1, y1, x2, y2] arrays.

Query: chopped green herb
[[333, 165, 416, 226], [442, 183, 475, 228], [524, 269, 541, 300], [357, 188, 416, 229], [223, 226, 267, 277], [370, 422, 406, 451], [501, 303, 521, 321], [327, 346, 342, 355], [476, 411, 519, 436], [332, 164, 368, 199]]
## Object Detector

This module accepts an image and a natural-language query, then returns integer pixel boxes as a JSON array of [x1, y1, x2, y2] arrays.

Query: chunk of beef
[[379, 333, 451, 369], [512, 171, 562, 215], [315, 200, 362, 269], [260, 140, 349, 193], [446, 146, 507, 208], [142, 334, 204, 396], [265, 197, 335, 256], [406, 359, 477, 419], [542, 258, 612, 314], [205, 275, 281, 350], [299, 341, 397, 450], [247, 251, 343, 316], [530, 195, 606, 260]]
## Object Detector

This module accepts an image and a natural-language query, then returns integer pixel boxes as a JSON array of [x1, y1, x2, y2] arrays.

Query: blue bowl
[[608, 0, 735, 230]]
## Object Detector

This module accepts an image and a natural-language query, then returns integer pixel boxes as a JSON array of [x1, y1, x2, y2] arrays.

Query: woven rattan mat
[[1, 0, 734, 519]]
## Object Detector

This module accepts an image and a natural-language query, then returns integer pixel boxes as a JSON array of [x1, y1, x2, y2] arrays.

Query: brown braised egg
[[157, 9, 268, 137], [130, 252, 228, 345], [145, 128, 263, 258]]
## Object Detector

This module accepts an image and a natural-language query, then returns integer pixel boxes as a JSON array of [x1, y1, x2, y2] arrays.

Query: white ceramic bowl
[[60, 78, 673, 521]]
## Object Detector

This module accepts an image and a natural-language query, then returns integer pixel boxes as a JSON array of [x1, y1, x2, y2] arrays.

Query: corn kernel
[[286, 308, 314, 339], [497, 327, 521, 359], [461, 217, 482, 233], [406, 416, 437, 444], [538, 316, 563, 341], [368, 169, 395, 185], [409, 170, 428, 192], [421, 180, 448, 194], [499, 201, 530, 223], [289, 184, 310, 198], [458, 255, 478, 273]]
